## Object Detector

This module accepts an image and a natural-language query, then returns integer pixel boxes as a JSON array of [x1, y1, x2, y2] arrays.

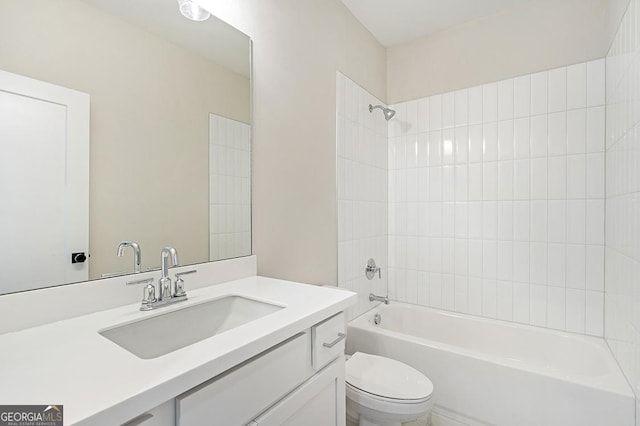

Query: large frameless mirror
[[0, 0, 251, 295]]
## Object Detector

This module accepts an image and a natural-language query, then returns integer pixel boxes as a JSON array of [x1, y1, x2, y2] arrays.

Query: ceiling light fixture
[[177, 0, 211, 21]]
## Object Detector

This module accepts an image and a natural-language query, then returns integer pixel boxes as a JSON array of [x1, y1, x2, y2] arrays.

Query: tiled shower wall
[[606, 0, 640, 414], [337, 72, 388, 321], [388, 60, 606, 335], [209, 113, 251, 261]]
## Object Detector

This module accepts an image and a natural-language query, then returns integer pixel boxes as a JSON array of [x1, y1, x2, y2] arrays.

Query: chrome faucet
[[369, 293, 389, 304], [117, 241, 142, 273], [126, 246, 196, 311], [159, 246, 179, 301]]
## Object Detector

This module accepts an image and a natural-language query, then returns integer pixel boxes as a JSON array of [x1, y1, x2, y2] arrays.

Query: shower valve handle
[[365, 258, 381, 280]]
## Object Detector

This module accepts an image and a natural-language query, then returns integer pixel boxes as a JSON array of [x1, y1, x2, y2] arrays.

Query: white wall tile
[[483, 162, 498, 200], [443, 129, 455, 165], [548, 157, 567, 199], [530, 243, 548, 284], [483, 240, 497, 279], [548, 200, 566, 243], [469, 240, 483, 277], [587, 59, 605, 107], [530, 284, 548, 326], [566, 200, 586, 244], [548, 67, 567, 113], [379, 60, 604, 337], [483, 201, 498, 240], [514, 159, 530, 200], [469, 124, 483, 163], [567, 155, 586, 199], [442, 166, 455, 201], [566, 289, 586, 333], [567, 63, 587, 110], [498, 79, 514, 121], [531, 71, 548, 116], [483, 122, 498, 161], [586, 153, 605, 198], [483, 83, 498, 123], [418, 97, 430, 134], [468, 86, 483, 125], [586, 245, 604, 291], [530, 201, 548, 242], [498, 241, 514, 282], [430, 95, 442, 130], [514, 242, 530, 283], [586, 107, 605, 153], [514, 117, 530, 159], [455, 127, 469, 164], [548, 243, 566, 287], [497, 280, 513, 320], [547, 286, 566, 330], [469, 202, 483, 239], [498, 120, 515, 160], [586, 199, 605, 245], [548, 112, 567, 156], [586, 290, 604, 336], [567, 109, 586, 154], [482, 279, 497, 318], [468, 277, 482, 314], [566, 244, 586, 289], [514, 75, 531, 119], [513, 281, 530, 323], [530, 158, 548, 199], [514, 201, 530, 241], [406, 100, 419, 135], [455, 89, 469, 126], [498, 201, 514, 241], [469, 163, 483, 201], [530, 115, 548, 158], [443, 93, 455, 129], [454, 275, 469, 313]]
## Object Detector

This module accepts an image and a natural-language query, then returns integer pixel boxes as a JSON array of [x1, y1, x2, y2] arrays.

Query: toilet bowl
[[345, 352, 434, 426]]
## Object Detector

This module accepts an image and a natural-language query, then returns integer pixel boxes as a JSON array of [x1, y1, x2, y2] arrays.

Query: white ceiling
[[81, 0, 250, 76], [340, 0, 535, 47]]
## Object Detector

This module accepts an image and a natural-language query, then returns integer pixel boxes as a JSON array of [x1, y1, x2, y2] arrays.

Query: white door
[[0, 69, 89, 293]]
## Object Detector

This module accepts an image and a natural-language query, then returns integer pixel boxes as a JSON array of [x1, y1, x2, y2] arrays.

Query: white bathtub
[[346, 302, 635, 426]]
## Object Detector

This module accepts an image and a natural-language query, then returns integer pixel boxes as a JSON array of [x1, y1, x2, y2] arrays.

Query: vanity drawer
[[176, 332, 311, 426], [311, 312, 345, 370]]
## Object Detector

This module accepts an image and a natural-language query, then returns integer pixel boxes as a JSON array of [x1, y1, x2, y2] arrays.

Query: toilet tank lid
[[346, 352, 434, 401]]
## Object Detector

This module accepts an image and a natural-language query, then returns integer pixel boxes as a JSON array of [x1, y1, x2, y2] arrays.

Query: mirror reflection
[[0, 0, 251, 294]]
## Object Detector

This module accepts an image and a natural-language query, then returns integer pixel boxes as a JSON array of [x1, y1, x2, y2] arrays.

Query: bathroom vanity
[[0, 275, 356, 425]]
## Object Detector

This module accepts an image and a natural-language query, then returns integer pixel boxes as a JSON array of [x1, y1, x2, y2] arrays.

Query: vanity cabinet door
[[176, 333, 312, 426], [121, 399, 175, 426], [253, 357, 345, 426]]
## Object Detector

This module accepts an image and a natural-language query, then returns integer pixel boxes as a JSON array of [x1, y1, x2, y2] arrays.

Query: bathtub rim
[[348, 301, 634, 398]]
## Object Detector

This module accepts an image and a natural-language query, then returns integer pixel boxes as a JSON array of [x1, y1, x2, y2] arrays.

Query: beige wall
[[199, 0, 387, 286], [0, 0, 250, 279], [387, 0, 610, 104]]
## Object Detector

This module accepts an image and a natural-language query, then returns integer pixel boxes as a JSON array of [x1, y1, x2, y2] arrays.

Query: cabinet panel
[[312, 312, 345, 370], [176, 332, 311, 426], [254, 357, 345, 426]]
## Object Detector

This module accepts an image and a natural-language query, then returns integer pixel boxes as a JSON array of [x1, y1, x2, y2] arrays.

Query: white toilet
[[345, 352, 434, 426]]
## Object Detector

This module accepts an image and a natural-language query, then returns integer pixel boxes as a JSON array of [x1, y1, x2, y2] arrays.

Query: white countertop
[[0, 276, 356, 425]]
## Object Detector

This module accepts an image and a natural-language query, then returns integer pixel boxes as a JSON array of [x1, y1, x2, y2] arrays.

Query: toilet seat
[[346, 352, 433, 403], [345, 352, 434, 423]]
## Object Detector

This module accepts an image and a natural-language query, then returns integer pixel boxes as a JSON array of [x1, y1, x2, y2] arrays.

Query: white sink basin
[[99, 295, 284, 359]]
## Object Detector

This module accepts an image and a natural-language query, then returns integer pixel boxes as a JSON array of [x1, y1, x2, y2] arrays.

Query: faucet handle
[[174, 270, 197, 297], [126, 277, 157, 310]]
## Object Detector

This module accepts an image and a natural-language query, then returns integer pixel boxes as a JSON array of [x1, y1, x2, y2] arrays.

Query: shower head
[[369, 104, 396, 121]]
